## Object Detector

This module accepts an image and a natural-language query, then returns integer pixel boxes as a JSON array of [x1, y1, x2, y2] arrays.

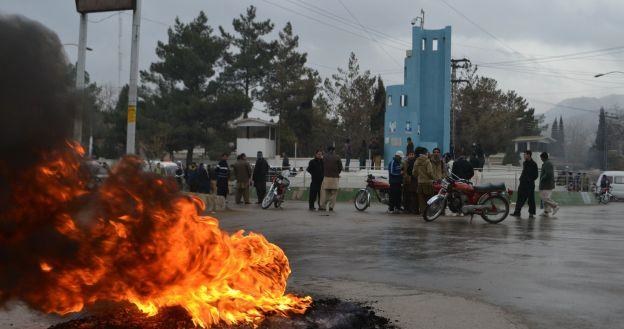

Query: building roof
[[232, 117, 276, 127], [512, 136, 556, 143]]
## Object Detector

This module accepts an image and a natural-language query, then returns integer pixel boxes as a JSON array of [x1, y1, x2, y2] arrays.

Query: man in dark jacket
[[216, 153, 230, 198], [511, 150, 539, 218], [539, 152, 559, 217], [252, 151, 270, 204], [344, 138, 352, 172], [359, 139, 367, 170], [369, 138, 381, 170], [306, 149, 324, 210], [451, 154, 474, 180], [406, 137, 414, 155], [388, 150, 404, 213], [197, 163, 211, 194]]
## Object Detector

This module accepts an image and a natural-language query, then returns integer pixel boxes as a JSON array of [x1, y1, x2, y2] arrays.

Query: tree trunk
[[186, 146, 194, 166]]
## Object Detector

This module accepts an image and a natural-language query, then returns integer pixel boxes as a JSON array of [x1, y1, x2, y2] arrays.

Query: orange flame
[[2, 142, 311, 327]]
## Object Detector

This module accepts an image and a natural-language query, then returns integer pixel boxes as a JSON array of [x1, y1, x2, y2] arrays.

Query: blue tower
[[384, 25, 451, 163]]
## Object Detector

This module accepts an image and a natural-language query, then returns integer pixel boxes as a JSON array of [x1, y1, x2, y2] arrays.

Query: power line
[[261, 0, 405, 51], [336, 0, 403, 67], [477, 65, 624, 87], [88, 12, 118, 23], [437, 0, 523, 56], [122, 12, 168, 26], [530, 99, 600, 114], [292, 0, 412, 47], [481, 46, 624, 66]]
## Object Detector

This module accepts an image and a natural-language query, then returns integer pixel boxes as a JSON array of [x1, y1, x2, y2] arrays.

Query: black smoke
[[0, 14, 78, 307], [0, 14, 76, 172]]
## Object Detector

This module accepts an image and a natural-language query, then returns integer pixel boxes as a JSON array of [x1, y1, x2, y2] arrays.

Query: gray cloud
[[2, 0, 624, 114]]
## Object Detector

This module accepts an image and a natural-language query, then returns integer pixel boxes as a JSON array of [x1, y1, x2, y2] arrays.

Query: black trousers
[[514, 183, 536, 215], [389, 182, 402, 211], [217, 178, 228, 197], [309, 181, 322, 209], [255, 180, 266, 202]]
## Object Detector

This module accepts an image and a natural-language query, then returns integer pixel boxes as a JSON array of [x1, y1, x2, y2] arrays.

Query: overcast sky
[[2, 0, 624, 116]]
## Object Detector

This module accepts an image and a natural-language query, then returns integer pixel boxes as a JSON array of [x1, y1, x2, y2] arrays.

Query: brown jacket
[[233, 159, 252, 183], [431, 157, 445, 180], [323, 152, 343, 178], [413, 155, 435, 184]]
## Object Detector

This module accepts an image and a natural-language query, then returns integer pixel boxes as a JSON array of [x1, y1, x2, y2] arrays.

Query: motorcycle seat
[[474, 183, 506, 192]]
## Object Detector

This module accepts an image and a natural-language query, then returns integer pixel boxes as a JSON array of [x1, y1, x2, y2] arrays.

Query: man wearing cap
[[388, 150, 404, 213]]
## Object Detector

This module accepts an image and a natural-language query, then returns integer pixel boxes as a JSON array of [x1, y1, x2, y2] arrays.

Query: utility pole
[[118, 12, 123, 91], [450, 58, 470, 156], [126, 0, 142, 155], [74, 13, 88, 145]]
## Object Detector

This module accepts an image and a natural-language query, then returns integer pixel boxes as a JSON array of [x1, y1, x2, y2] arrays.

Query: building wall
[[237, 138, 276, 158], [384, 25, 452, 163]]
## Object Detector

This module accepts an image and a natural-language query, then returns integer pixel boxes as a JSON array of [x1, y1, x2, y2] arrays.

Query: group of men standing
[[511, 150, 560, 218], [306, 146, 343, 211], [386, 146, 475, 214], [216, 151, 272, 205]]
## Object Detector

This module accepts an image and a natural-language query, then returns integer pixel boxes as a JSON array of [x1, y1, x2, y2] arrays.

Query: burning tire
[[354, 190, 370, 211], [480, 195, 510, 224]]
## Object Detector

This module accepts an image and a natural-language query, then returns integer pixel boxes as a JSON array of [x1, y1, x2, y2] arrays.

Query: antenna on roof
[[411, 9, 425, 28]]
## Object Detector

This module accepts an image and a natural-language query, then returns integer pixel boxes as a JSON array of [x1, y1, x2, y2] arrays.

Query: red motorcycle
[[424, 173, 513, 223], [354, 174, 390, 211], [261, 171, 290, 209]]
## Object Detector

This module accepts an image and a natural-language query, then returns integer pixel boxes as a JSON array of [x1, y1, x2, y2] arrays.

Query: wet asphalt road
[[218, 202, 624, 329]]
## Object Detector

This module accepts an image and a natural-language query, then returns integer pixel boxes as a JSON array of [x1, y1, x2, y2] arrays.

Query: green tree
[[261, 22, 318, 155], [95, 85, 128, 158], [454, 65, 543, 163], [590, 107, 607, 170], [143, 12, 250, 164], [324, 52, 377, 154], [371, 76, 386, 149], [220, 5, 275, 116]]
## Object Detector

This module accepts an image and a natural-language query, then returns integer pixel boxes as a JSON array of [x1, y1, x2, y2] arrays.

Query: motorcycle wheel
[[274, 200, 281, 208], [480, 195, 510, 224], [354, 190, 370, 211], [599, 194, 610, 205], [423, 198, 445, 222], [261, 189, 275, 209]]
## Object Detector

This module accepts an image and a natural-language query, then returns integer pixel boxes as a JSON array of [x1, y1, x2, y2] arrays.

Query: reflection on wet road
[[220, 202, 624, 329]]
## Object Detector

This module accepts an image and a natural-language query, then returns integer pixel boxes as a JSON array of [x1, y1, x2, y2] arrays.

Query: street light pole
[[74, 13, 88, 146], [126, 0, 142, 155]]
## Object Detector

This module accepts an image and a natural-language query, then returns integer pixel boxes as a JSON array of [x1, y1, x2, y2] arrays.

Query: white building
[[232, 118, 277, 158]]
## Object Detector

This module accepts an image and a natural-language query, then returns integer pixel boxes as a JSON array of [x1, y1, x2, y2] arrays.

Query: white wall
[[237, 138, 276, 158]]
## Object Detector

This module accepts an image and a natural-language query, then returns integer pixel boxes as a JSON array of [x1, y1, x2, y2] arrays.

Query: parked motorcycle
[[424, 173, 512, 223], [354, 174, 390, 211], [598, 187, 614, 204], [261, 171, 290, 209]]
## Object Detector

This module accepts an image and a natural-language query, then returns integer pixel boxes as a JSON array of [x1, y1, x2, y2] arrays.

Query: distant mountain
[[542, 94, 624, 126]]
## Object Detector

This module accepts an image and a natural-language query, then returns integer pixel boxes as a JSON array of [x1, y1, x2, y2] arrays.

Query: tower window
[[387, 95, 392, 106], [400, 94, 407, 107], [421, 38, 426, 51], [433, 38, 439, 51]]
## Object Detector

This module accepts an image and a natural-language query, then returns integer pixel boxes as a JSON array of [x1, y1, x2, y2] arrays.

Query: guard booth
[[512, 136, 556, 154], [512, 136, 556, 167], [233, 118, 276, 158]]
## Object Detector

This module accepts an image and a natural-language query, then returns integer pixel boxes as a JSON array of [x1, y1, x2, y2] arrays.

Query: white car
[[596, 171, 624, 199]]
